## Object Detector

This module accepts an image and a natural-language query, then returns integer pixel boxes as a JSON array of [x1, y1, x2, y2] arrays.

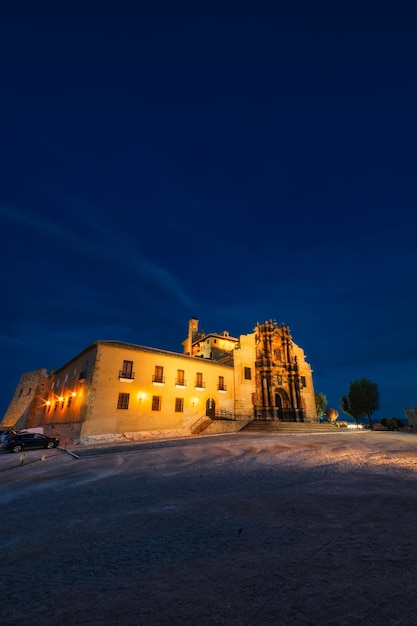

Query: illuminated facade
[[1, 318, 317, 442]]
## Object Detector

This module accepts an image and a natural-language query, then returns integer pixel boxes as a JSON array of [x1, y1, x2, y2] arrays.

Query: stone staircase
[[240, 420, 338, 435]]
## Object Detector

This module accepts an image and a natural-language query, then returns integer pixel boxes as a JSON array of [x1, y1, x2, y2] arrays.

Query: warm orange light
[[46, 400, 51, 406], [137, 392, 146, 401], [59, 396, 64, 402], [71, 392, 77, 397]]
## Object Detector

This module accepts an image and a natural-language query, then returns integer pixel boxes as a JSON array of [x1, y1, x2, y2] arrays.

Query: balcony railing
[[194, 381, 205, 389], [152, 375, 166, 385], [217, 384, 227, 391], [175, 378, 187, 387], [119, 370, 135, 381]]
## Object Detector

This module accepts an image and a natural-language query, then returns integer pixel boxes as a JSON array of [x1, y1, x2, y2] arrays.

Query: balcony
[[175, 378, 187, 389], [119, 370, 135, 383], [152, 375, 166, 386], [217, 384, 227, 392], [194, 381, 206, 390]]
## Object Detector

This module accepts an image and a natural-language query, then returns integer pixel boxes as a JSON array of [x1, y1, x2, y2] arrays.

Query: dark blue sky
[[1, 1, 416, 420]]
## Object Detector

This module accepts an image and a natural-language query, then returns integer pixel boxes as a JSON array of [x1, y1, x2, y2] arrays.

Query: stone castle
[[1, 318, 317, 443]]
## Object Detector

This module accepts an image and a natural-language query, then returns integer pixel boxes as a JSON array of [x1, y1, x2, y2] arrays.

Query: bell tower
[[183, 317, 199, 355]]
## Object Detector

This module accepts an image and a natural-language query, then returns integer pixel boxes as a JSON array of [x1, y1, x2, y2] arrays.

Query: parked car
[[3, 433, 60, 453], [0, 429, 19, 445]]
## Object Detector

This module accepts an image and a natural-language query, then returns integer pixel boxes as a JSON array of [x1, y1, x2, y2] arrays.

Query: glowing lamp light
[[59, 396, 64, 402], [137, 392, 146, 402], [46, 401, 51, 406], [71, 392, 77, 397], [191, 397, 198, 407]]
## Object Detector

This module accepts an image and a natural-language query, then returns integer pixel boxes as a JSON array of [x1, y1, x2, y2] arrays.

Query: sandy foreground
[[1, 430, 417, 626]]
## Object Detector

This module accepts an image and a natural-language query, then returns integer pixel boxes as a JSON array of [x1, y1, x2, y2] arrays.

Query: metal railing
[[119, 370, 135, 379], [214, 410, 252, 422]]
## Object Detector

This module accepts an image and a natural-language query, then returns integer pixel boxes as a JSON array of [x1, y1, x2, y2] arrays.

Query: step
[[241, 420, 336, 433]]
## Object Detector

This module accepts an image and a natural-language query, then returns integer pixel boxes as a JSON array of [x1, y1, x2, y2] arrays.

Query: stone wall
[[1, 369, 48, 428]]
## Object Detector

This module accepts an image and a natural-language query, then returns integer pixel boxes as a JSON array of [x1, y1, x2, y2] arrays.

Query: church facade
[[1, 318, 317, 443]]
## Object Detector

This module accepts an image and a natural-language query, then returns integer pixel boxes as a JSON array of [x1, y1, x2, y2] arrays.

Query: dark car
[[0, 429, 19, 445], [4, 433, 60, 453]]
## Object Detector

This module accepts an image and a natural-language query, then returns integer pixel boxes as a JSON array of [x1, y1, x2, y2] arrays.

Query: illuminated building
[[1, 318, 316, 442]]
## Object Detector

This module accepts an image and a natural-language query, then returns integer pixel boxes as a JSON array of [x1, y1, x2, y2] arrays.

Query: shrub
[[381, 417, 404, 431]]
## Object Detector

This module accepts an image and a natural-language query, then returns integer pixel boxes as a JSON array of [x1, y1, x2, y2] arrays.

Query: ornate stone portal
[[253, 320, 314, 422]]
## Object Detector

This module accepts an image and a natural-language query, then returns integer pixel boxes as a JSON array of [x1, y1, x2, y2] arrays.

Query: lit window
[[175, 398, 184, 412], [195, 372, 204, 388], [218, 376, 226, 391], [153, 366, 165, 384]]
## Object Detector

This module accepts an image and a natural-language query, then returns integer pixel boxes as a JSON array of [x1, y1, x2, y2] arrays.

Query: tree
[[315, 392, 327, 420], [340, 378, 380, 427]]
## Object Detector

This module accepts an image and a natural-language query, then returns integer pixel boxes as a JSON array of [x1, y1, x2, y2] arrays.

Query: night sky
[[1, 1, 417, 421]]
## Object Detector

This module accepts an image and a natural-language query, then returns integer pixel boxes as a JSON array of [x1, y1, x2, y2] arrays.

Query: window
[[54, 401, 59, 411], [153, 366, 165, 384], [218, 376, 227, 391], [152, 396, 162, 411], [79, 363, 88, 381], [301, 376, 306, 388], [244, 367, 252, 380], [117, 393, 130, 409], [27, 388, 32, 395], [176, 369, 185, 386], [277, 375, 283, 385], [120, 360, 134, 379], [175, 398, 184, 412], [195, 372, 205, 388]]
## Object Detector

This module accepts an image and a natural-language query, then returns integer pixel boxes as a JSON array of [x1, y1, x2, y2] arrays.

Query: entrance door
[[206, 398, 215, 418]]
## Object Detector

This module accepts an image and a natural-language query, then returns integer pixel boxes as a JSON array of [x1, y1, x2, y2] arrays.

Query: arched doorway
[[206, 398, 215, 418], [275, 388, 291, 421]]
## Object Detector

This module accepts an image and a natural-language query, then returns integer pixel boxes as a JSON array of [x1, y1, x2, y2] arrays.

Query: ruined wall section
[[1, 369, 48, 429]]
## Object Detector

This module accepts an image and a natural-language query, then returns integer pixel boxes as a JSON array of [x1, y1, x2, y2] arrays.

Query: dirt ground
[[2, 430, 417, 626]]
